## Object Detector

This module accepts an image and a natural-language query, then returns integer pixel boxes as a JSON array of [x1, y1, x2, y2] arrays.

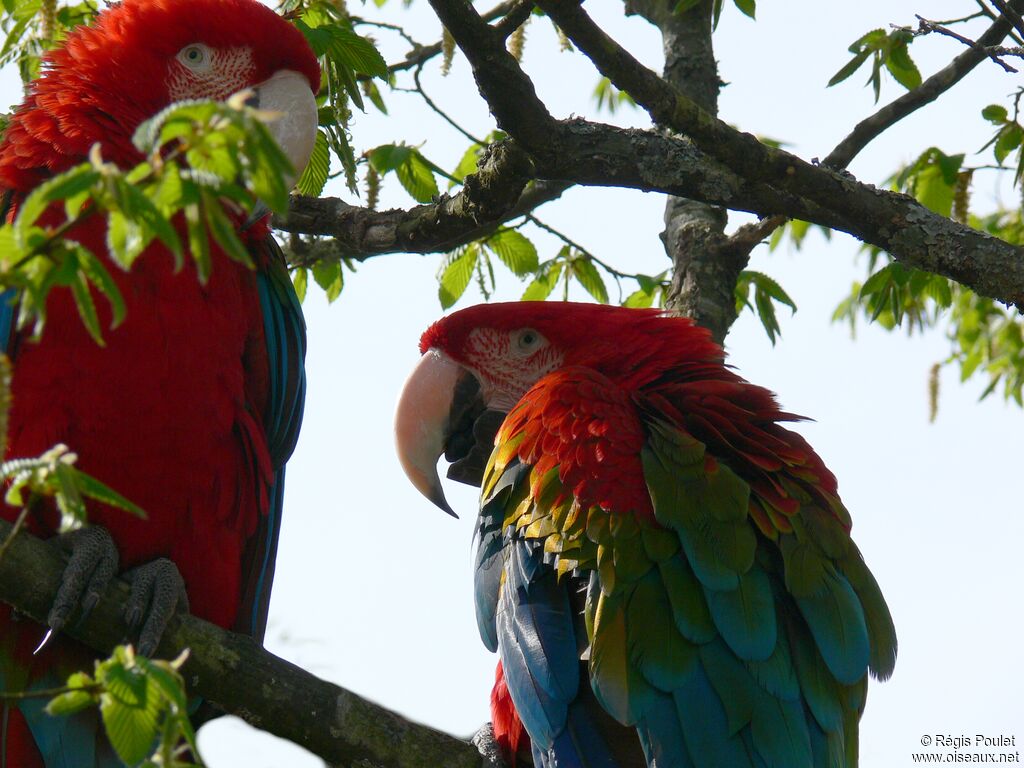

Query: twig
[[425, 0, 1024, 308], [825, 0, 1024, 168], [374, 0, 527, 81], [990, 0, 1024, 40], [914, 15, 1018, 72], [413, 65, 485, 145]]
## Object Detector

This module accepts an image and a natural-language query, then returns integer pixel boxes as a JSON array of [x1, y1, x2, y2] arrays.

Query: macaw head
[[0, 0, 320, 192], [394, 301, 724, 515]]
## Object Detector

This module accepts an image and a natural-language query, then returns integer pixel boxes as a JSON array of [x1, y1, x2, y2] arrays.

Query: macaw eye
[[177, 44, 212, 72], [513, 328, 544, 354]]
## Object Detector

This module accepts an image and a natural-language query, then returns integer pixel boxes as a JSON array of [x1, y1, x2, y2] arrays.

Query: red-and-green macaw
[[0, 1, 316, 764], [395, 302, 896, 768]]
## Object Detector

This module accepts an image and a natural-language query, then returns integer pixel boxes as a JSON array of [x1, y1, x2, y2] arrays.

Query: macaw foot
[[43, 526, 119, 647], [123, 558, 189, 657], [472, 723, 509, 768]]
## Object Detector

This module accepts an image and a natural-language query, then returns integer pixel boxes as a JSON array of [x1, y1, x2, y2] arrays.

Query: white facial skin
[[458, 327, 565, 412], [169, 44, 318, 182]]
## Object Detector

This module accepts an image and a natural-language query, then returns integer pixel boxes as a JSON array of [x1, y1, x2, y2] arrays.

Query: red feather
[[0, 1, 317, 759], [491, 662, 529, 766]]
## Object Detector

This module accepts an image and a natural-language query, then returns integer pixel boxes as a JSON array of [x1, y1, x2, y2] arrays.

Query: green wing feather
[[480, 365, 895, 768]]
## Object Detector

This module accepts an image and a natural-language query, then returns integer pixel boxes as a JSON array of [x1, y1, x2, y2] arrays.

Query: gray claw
[[45, 526, 119, 639], [123, 558, 188, 656]]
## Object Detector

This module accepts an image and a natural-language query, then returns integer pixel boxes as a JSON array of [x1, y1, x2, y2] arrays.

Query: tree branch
[[289, 0, 1024, 309], [0, 518, 494, 768], [825, 0, 1024, 168], [422, 0, 1024, 308], [274, 141, 570, 260], [370, 0, 531, 80]]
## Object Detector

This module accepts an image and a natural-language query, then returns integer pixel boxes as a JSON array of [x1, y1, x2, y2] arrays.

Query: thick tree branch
[[0, 519, 494, 768], [826, 0, 1024, 168], [274, 141, 570, 259], [421, 0, 1024, 308], [624, 0, 740, 343]]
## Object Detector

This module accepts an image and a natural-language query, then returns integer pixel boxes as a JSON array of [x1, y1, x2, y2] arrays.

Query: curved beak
[[251, 69, 318, 189], [394, 350, 465, 517]]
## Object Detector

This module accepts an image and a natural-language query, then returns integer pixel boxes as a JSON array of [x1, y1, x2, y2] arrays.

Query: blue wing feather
[[238, 237, 306, 641]]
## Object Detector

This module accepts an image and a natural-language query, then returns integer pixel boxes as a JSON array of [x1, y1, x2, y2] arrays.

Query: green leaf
[[202, 191, 253, 268], [74, 245, 126, 330], [46, 672, 97, 717], [99, 657, 162, 766], [521, 261, 564, 302], [982, 104, 1008, 124], [485, 229, 539, 276], [183, 203, 212, 283], [449, 141, 483, 187], [438, 246, 479, 309], [995, 124, 1023, 164], [736, 271, 796, 344], [396, 149, 439, 204], [571, 257, 609, 303], [733, 0, 755, 19], [296, 130, 331, 197], [70, 466, 145, 518], [292, 267, 308, 303], [623, 288, 654, 308], [827, 49, 871, 87], [68, 269, 104, 346], [885, 38, 921, 90], [368, 143, 410, 174], [311, 259, 344, 302]]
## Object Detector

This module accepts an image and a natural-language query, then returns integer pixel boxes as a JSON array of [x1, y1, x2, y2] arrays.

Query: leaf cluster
[[1, 443, 144, 534], [284, 0, 389, 195], [1, 96, 294, 343], [833, 143, 1024, 407], [828, 27, 921, 102], [47, 646, 202, 767]]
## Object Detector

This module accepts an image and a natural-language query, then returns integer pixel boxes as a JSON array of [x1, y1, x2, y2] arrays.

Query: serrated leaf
[[70, 467, 145, 518], [396, 149, 439, 203], [571, 257, 608, 303], [623, 288, 654, 308], [74, 245, 126, 329], [982, 104, 1008, 124], [885, 40, 921, 90], [439, 247, 479, 309], [521, 261, 564, 302], [69, 270, 103, 346], [912, 164, 956, 217], [296, 129, 330, 197], [368, 144, 410, 174], [202, 191, 253, 268], [485, 229, 538, 276]]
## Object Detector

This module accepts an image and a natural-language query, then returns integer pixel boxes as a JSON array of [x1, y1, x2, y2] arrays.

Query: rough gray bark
[[625, 0, 742, 343], [0, 519, 496, 768]]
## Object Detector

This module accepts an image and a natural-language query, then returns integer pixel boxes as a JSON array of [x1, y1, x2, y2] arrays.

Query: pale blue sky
[[2, 2, 1021, 766]]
